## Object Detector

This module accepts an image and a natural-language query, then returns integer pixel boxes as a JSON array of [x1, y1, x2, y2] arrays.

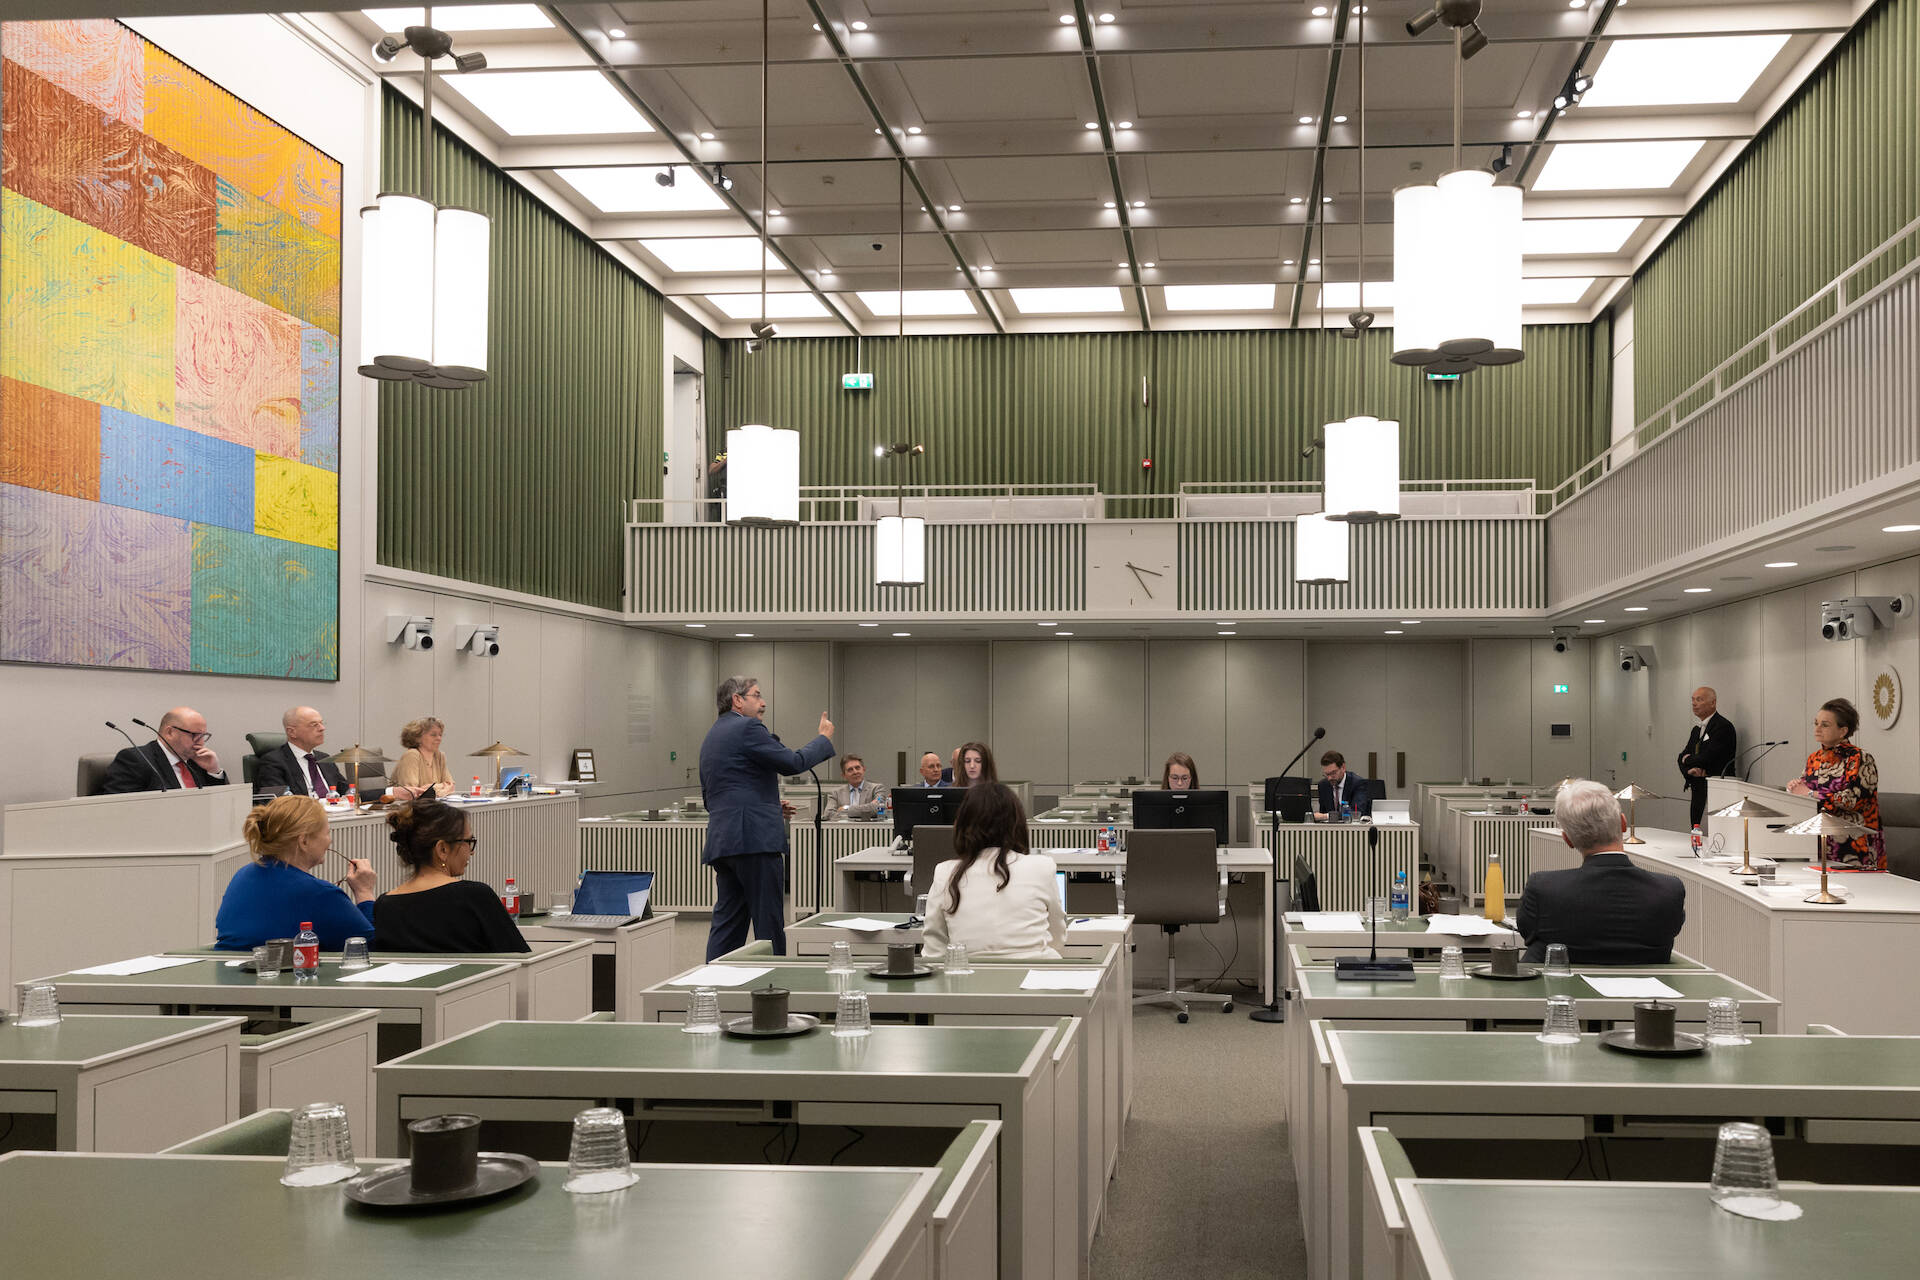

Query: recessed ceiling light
[[363, 7, 551, 32], [1299, 116, 1315, 125], [1764, 561, 1798, 568], [1400, 620, 1421, 625], [851, 20, 869, 31], [1516, 109, 1533, 119], [1060, 14, 1076, 23], [1218, 631, 1237, 636], [643, 237, 784, 273], [1289, 196, 1304, 205], [1055, 631, 1075, 636], [1311, 5, 1329, 14], [907, 125, 922, 135], [1533, 140, 1705, 192], [1322, 196, 1333, 203], [1333, 115, 1347, 123], [704, 292, 829, 320], [1523, 218, 1641, 255], [1164, 284, 1276, 311], [1142, 261, 1155, 267], [1384, 629, 1404, 635], [607, 27, 627, 39], [734, 632, 755, 637], [857, 290, 976, 317], [892, 631, 911, 637], [445, 70, 654, 136], [1568, 0, 1585, 8], [1086, 121, 1100, 129], [874, 127, 882, 135], [768, 209, 782, 216], [1624, 606, 1648, 612], [1884, 524, 1920, 533], [948, 204, 961, 212], [684, 622, 706, 628], [1117, 121, 1134, 129], [1308, 258, 1320, 265], [1009, 287, 1127, 314], [813, 22, 821, 31], [818, 268, 833, 276], [977, 265, 993, 272], [554, 166, 726, 213], [1117, 262, 1130, 268], [1581, 35, 1788, 108], [1104, 201, 1117, 209], [858, 622, 879, 627], [1132, 200, 1146, 208], [1683, 587, 1713, 594], [699, 130, 716, 140], [1583, 619, 1606, 624], [1037, 621, 1057, 627], [1815, 544, 1856, 552], [1282, 258, 1296, 266], [1099, 12, 1116, 23]]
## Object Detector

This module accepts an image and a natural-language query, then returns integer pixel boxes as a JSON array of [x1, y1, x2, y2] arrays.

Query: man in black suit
[[102, 706, 230, 794], [1314, 750, 1372, 820], [1677, 686, 1738, 827], [1520, 779, 1686, 964], [253, 705, 350, 797]]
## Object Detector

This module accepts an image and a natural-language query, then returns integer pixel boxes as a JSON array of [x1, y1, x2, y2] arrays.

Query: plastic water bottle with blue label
[[1339, 800, 1352, 823], [1390, 870, 1410, 921]]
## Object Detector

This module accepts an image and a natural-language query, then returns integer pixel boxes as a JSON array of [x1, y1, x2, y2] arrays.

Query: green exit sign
[[1552, 683, 1570, 694], [1426, 372, 1462, 382], [842, 372, 874, 390]]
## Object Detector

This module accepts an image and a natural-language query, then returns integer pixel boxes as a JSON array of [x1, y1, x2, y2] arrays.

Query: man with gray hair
[[699, 676, 834, 959], [253, 706, 350, 797], [1518, 779, 1686, 965]]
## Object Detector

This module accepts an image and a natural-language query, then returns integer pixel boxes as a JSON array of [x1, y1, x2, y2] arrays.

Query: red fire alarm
[[1140, 457, 1154, 470]]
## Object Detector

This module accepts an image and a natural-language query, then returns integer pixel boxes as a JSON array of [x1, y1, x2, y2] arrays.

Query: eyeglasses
[[168, 727, 214, 745], [452, 837, 478, 851]]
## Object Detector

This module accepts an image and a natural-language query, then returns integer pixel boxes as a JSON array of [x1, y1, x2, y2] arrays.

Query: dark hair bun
[[386, 796, 469, 871]]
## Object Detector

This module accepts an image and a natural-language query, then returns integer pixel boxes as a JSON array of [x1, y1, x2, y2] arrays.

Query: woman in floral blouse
[[1785, 697, 1885, 870]]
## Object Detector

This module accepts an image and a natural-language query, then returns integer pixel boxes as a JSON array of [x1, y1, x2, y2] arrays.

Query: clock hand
[[1126, 562, 1154, 600], [1124, 561, 1164, 578]]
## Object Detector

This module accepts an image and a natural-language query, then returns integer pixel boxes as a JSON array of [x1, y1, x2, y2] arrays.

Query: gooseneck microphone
[[105, 721, 171, 790]]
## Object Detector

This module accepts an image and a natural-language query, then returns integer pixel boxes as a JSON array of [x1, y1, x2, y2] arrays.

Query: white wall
[[1610, 296, 1636, 448], [1586, 557, 1920, 819]]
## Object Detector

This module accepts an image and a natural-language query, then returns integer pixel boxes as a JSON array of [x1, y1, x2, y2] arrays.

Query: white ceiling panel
[[896, 58, 1089, 123]]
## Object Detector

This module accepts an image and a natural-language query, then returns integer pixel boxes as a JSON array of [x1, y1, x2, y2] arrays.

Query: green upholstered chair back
[[161, 1108, 294, 1156]]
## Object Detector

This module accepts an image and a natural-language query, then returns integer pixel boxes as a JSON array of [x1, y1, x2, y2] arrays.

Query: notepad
[[673, 965, 772, 988], [1581, 976, 1683, 999], [335, 962, 455, 984], [70, 956, 202, 976], [1067, 916, 1126, 932], [1424, 914, 1517, 937], [831, 918, 901, 934], [1298, 913, 1365, 932], [1020, 970, 1102, 992]]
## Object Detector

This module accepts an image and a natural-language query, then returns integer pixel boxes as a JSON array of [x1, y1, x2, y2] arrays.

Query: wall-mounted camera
[[1551, 625, 1579, 654], [1819, 595, 1913, 642], [454, 623, 501, 657], [386, 615, 435, 651], [1618, 644, 1652, 672]]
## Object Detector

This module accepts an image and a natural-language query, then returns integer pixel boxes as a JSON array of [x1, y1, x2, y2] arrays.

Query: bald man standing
[[102, 706, 230, 793], [254, 706, 350, 797], [1677, 687, 1737, 827]]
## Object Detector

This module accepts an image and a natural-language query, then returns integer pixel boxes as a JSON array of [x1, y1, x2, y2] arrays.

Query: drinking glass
[[914, 894, 929, 920], [832, 989, 872, 1037], [682, 987, 722, 1034], [1710, 1121, 1783, 1215], [1705, 996, 1750, 1046], [253, 945, 283, 979], [1438, 946, 1467, 981], [340, 937, 372, 970], [564, 1107, 638, 1194], [1363, 895, 1388, 923], [549, 891, 572, 919], [281, 1101, 356, 1187], [1536, 994, 1581, 1044], [944, 943, 973, 976], [16, 983, 61, 1027], [1543, 943, 1572, 977], [827, 940, 855, 973]]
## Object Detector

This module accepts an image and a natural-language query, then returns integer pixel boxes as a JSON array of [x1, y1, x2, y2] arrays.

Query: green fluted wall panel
[[705, 325, 1601, 494], [376, 88, 662, 610], [1633, 0, 1919, 421]]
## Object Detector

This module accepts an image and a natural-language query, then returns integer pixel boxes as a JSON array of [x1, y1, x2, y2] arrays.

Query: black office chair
[[1123, 828, 1231, 1022], [908, 824, 956, 905], [1290, 853, 1320, 913], [1366, 777, 1387, 803]]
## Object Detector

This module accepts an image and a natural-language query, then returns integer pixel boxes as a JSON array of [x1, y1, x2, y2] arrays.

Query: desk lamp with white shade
[[1784, 811, 1873, 905], [1711, 795, 1785, 876], [1613, 783, 1659, 846]]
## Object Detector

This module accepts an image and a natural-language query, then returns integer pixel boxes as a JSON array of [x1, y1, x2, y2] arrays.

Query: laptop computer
[[571, 870, 654, 920], [1372, 799, 1413, 824]]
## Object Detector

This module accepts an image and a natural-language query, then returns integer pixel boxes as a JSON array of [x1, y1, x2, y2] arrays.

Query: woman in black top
[[373, 798, 529, 952]]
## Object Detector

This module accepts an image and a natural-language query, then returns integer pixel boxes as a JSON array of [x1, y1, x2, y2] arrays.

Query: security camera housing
[[386, 615, 435, 651], [454, 624, 501, 657], [1617, 644, 1652, 672], [1819, 595, 1914, 642]]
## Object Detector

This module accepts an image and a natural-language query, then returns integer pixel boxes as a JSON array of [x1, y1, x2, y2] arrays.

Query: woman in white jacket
[[922, 783, 1067, 960]]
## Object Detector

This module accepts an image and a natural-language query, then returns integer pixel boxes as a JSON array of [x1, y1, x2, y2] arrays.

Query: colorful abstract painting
[[1, 19, 340, 678]]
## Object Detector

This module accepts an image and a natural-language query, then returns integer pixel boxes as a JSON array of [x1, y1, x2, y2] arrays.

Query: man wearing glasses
[[103, 706, 231, 793]]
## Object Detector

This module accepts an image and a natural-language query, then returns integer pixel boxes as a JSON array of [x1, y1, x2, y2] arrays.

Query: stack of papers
[[1020, 970, 1103, 992], [1424, 915, 1518, 937], [1297, 913, 1365, 932], [831, 918, 901, 933], [672, 965, 771, 988], [1581, 976, 1683, 999], [70, 956, 201, 977], [336, 962, 455, 984]]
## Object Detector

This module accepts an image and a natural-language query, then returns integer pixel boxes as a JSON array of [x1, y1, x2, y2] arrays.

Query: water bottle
[[346, 781, 359, 807], [876, 794, 888, 822], [292, 921, 320, 979], [1690, 824, 1704, 856], [1339, 800, 1352, 823], [471, 775, 484, 796], [1519, 796, 1530, 815], [502, 876, 520, 917], [1096, 825, 1110, 853], [1390, 870, 1410, 921]]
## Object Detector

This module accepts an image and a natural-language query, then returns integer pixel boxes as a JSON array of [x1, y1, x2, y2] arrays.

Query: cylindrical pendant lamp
[[1294, 512, 1350, 585], [1391, 169, 1523, 372], [1323, 415, 1402, 523], [875, 515, 926, 586], [726, 425, 800, 525], [431, 205, 492, 382], [357, 193, 435, 378]]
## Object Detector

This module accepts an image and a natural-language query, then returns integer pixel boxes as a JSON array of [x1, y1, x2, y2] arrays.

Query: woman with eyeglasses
[[373, 797, 529, 952]]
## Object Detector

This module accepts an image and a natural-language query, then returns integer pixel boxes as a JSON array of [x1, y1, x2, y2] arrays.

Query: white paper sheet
[[1067, 916, 1127, 932], [1020, 970, 1103, 992], [831, 918, 902, 934], [70, 955, 202, 976], [334, 962, 455, 984], [672, 965, 773, 988], [1581, 976, 1683, 999], [1297, 913, 1365, 932], [1424, 914, 1517, 937]]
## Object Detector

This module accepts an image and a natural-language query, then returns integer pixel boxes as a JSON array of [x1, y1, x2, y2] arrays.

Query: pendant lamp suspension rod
[[420, 5, 434, 204], [1452, 26, 1464, 170], [1354, 7, 1367, 330], [898, 155, 906, 523], [759, 0, 769, 332]]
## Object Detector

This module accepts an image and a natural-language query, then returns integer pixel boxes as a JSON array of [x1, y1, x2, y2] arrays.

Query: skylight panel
[[555, 167, 728, 214], [1522, 218, 1642, 256], [1532, 140, 1704, 192], [1580, 35, 1789, 108], [640, 238, 786, 273], [1163, 284, 1277, 311], [706, 293, 830, 320], [857, 291, 978, 317], [1316, 282, 1393, 311], [447, 71, 653, 137], [1007, 287, 1127, 314], [364, 6, 553, 31]]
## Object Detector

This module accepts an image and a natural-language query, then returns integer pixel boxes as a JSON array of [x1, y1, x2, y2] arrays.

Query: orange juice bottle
[[1483, 851, 1505, 922]]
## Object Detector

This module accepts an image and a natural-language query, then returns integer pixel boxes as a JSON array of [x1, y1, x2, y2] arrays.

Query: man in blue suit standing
[[700, 675, 836, 960]]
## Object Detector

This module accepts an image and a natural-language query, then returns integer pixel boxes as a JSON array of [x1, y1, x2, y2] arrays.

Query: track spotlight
[[749, 320, 778, 341], [714, 166, 734, 191], [1572, 72, 1594, 95], [1460, 22, 1488, 57], [1490, 143, 1514, 174], [655, 168, 677, 188], [373, 25, 483, 70], [1553, 92, 1570, 111], [1406, 0, 1488, 56], [372, 34, 405, 62], [452, 49, 487, 72], [1405, 8, 1439, 35]]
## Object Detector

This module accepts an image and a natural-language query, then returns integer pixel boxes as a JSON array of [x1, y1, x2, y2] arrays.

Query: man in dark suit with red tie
[[1677, 686, 1738, 827], [102, 706, 230, 793]]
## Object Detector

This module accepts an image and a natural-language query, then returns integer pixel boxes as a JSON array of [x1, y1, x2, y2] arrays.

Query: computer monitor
[[572, 870, 654, 919], [499, 766, 531, 791], [1263, 776, 1314, 824], [890, 787, 969, 840], [1130, 789, 1230, 847]]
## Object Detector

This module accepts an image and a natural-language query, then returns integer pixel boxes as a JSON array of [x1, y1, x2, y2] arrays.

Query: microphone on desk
[[105, 720, 172, 790], [1334, 824, 1414, 981]]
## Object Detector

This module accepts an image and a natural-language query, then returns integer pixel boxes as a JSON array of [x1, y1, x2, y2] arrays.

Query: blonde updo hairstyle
[[399, 716, 444, 751], [244, 795, 329, 864]]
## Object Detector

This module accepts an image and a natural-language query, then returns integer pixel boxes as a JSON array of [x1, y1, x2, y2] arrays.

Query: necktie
[[306, 753, 328, 796], [176, 760, 196, 789]]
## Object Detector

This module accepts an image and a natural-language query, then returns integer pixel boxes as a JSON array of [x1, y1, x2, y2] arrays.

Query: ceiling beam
[[1069, 0, 1149, 329]]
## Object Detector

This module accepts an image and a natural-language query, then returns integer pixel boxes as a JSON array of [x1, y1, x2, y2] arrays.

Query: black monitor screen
[[1131, 789, 1230, 846], [891, 787, 969, 840], [1263, 776, 1314, 824]]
